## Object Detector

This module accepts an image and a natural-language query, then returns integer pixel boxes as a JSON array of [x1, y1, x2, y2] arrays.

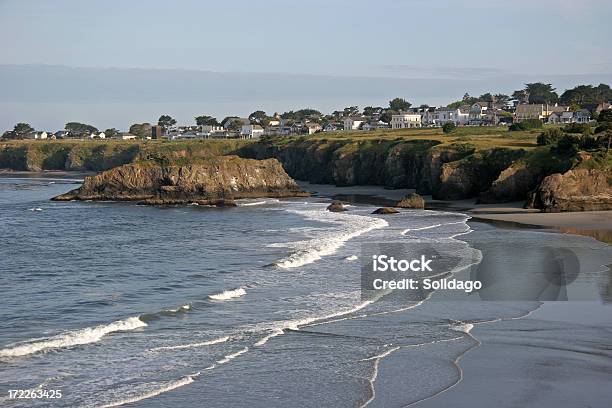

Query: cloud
[[375, 65, 506, 80]]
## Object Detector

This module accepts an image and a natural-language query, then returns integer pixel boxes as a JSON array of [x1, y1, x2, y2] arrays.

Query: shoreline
[[1, 170, 609, 243], [299, 182, 612, 244]]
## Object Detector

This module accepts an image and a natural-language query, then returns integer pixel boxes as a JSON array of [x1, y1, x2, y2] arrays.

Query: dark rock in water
[[396, 192, 425, 209], [327, 201, 347, 212], [527, 168, 612, 212], [372, 207, 399, 214], [52, 156, 309, 206]]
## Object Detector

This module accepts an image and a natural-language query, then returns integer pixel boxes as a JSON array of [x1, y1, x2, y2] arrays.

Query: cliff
[[52, 156, 307, 205], [527, 169, 612, 212]]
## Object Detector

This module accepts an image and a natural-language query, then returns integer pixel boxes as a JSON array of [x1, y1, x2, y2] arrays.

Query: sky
[[0, 0, 611, 130]]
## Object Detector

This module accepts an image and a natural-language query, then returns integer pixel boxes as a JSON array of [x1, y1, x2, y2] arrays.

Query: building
[[25, 131, 48, 140], [304, 122, 322, 135], [432, 108, 469, 126], [547, 109, 591, 124], [119, 133, 137, 140], [391, 113, 422, 129], [151, 125, 165, 139], [514, 104, 570, 123], [90, 131, 105, 139], [241, 124, 264, 139], [362, 120, 391, 131], [343, 116, 367, 131]]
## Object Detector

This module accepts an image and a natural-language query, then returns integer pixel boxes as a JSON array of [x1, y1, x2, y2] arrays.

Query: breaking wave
[[149, 336, 230, 352], [209, 287, 246, 301], [0, 317, 147, 358], [273, 209, 388, 269]]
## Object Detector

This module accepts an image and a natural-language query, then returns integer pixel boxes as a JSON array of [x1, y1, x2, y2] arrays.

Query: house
[[468, 102, 489, 124], [391, 113, 422, 129], [343, 116, 367, 131], [90, 131, 105, 139], [515, 104, 569, 122], [151, 125, 165, 139], [241, 124, 264, 139], [548, 109, 591, 124], [324, 122, 343, 132], [304, 122, 322, 135], [362, 121, 391, 131], [119, 133, 137, 140], [25, 131, 48, 140], [433, 108, 469, 126], [54, 130, 69, 139], [574, 109, 591, 123]]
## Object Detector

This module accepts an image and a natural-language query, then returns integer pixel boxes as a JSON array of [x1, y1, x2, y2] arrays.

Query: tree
[[129, 123, 152, 138], [363, 106, 384, 116], [343, 106, 360, 116], [559, 83, 612, 106], [104, 128, 119, 139], [478, 93, 493, 102], [248, 110, 270, 126], [511, 90, 529, 104], [518, 83, 558, 104], [597, 109, 612, 123], [13, 123, 34, 138], [65, 122, 97, 136], [195, 115, 219, 126], [380, 109, 397, 124], [493, 94, 510, 104], [157, 115, 176, 130], [389, 98, 412, 112]]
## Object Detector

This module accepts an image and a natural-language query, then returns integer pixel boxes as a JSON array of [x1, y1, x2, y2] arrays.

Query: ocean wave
[[238, 198, 280, 207], [451, 322, 474, 334], [274, 209, 388, 269], [94, 372, 200, 408], [401, 220, 468, 236], [345, 255, 358, 261], [0, 317, 147, 358], [149, 336, 230, 352], [209, 287, 246, 301], [216, 347, 249, 364]]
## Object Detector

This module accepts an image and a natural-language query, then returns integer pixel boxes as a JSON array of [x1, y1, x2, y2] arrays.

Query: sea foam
[[273, 209, 388, 269], [209, 287, 246, 300], [0, 316, 147, 358]]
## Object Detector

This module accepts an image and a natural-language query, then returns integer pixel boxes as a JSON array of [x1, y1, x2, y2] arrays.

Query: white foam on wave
[[209, 287, 246, 301], [28, 207, 43, 212], [216, 347, 249, 364], [345, 255, 358, 261], [167, 304, 191, 313], [238, 198, 280, 207], [94, 372, 200, 408], [273, 208, 388, 269], [149, 336, 230, 352], [401, 220, 467, 236], [0, 317, 147, 358], [451, 322, 474, 334]]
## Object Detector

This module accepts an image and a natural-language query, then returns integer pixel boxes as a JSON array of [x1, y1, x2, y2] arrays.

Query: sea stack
[[52, 156, 309, 206]]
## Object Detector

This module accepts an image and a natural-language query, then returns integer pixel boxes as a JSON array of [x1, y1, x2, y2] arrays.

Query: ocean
[[1, 175, 611, 407]]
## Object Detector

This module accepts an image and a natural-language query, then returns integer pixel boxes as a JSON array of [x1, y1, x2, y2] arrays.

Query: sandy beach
[[301, 182, 612, 243]]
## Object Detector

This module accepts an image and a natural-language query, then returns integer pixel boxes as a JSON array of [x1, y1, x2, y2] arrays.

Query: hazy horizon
[[1, 0, 611, 130]]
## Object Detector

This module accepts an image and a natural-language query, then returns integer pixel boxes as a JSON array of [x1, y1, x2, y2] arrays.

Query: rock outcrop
[[326, 201, 347, 212], [396, 192, 425, 209], [52, 156, 308, 205], [479, 162, 543, 203], [527, 169, 612, 212], [372, 207, 399, 214]]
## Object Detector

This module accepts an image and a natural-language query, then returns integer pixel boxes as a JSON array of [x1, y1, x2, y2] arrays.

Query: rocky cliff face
[[527, 169, 612, 212], [52, 156, 307, 205]]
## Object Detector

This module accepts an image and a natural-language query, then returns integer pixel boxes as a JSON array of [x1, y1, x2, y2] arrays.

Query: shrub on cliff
[[563, 123, 591, 134], [509, 119, 542, 131], [442, 122, 456, 133], [537, 128, 564, 146]]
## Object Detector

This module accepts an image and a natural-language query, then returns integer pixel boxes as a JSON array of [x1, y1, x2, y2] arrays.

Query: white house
[[25, 131, 48, 140], [548, 109, 591, 124], [432, 108, 469, 126], [90, 131, 105, 139], [241, 124, 264, 139], [343, 116, 366, 131], [304, 122, 322, 135], [391, 113, 422, 129]]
